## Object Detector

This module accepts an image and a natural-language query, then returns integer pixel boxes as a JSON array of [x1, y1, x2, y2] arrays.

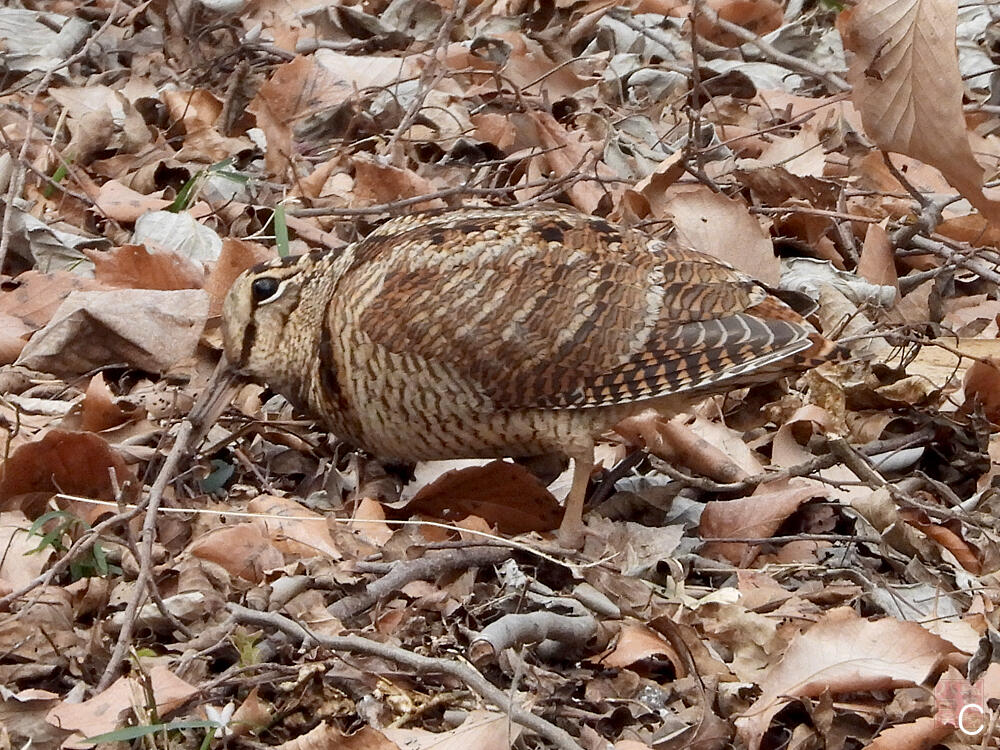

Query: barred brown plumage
[[221, 204, 838, 544]]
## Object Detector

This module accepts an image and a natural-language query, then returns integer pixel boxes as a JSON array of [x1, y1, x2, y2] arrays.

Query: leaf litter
[[2, 0, 1000, 747]]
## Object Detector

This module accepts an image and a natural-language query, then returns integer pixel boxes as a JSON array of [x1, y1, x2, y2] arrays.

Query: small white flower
[[205, 702, 236, 738]]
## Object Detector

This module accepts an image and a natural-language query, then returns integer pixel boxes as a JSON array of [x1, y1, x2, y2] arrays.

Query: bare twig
[[228, 604, 585, 750], [749, 205, 882, 225], [385, 0, 469, 161], [882, 151, 930, 208], [0, 507, 140, 611], [98, 360, 232, 690], [328, 546, 511, 621], [468, 611, 598, 664], [697, 5, 851, 93], [648, 428, 936, 494], [906, 235, 1000, 285], [825, 436, 886, 489]]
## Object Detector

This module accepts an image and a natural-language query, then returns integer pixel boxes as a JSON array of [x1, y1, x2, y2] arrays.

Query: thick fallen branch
[[329, 546, 511, 621], [468, 611, 598, 664]]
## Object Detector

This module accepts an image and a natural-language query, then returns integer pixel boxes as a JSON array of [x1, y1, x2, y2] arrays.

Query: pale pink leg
[[558, 447, 594, 548]]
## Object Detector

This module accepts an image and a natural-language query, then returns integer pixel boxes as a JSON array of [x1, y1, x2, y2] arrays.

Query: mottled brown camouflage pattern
[[221, 205, 837, 538]]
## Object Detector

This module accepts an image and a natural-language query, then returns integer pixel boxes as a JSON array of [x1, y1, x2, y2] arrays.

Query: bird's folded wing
[[353, 208, 829, 410]]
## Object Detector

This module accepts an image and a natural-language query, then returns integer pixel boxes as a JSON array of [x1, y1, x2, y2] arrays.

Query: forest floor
[[1, 0, 1000, 748]]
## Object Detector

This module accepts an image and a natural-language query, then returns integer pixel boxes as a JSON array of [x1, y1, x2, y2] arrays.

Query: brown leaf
[[383, 710, 522, 750], [839, 0, 1000, 221], [856, 222, 898, 296], [405, 460, 562, 534], [696, 0, 784, 47], [963, 358, 1000, 424], [593, 623, 687, 676], [229, 687, 273, 737], [0, 270, 105, 330], [204, 238, 275, 317], [93, 180, 172, 223], [699, 484, 824, 565], [248, 56, 355, 177], [80, 373, 130, 432], [188, 523, 285, 583], [248, 495, 342, 560], [350, 496, 394, 546], [663, 184, 780, 284], [350, 154, 446, 211], [735, 607, 956, 750], [45, 666, 198, 740], [527, 110, 615, 214], [0, 688, 66, 749], [0, 313, 34, 364], [15, 288, 209, 376], [898, 508, 982, 574], [87, 244, 205, 290], [865, 715, 951, 750], [0, 510, 51, 592], [276, 722, 398, 750], [0, 430, 134, 519]]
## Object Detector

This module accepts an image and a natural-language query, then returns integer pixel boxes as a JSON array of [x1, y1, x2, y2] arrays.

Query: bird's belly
[[353, 403, 617, 462], [326, 342, 634, 461]]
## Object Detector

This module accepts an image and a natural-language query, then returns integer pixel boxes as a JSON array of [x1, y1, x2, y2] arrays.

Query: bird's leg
[[558, 446, 594, 548]]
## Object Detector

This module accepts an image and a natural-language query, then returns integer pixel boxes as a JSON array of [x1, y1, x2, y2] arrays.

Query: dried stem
[[228, 604, 586, 750]]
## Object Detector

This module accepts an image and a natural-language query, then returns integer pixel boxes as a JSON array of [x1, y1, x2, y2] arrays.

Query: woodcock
[[221, 205, 838, 543]]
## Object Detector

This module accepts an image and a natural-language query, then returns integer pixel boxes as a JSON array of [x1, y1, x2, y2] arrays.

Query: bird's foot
[[556, 519, 586, 550]]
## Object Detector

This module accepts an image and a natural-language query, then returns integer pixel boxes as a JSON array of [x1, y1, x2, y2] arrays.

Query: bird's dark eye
[[251, 277, 280, 303]]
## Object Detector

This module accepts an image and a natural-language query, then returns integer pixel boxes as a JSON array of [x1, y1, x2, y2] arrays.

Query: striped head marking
[[221, 257, 309, 374]]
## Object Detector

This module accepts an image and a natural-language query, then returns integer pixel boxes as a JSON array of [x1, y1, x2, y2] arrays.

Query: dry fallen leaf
[[0, 510, 51, 592], [735, 607, 957, 750], [188, 523, 286, 583], [962, 358, 1000, 423], [383, 710, 522, 750], [593, 623, 687, 676], [840, 0, 1000, 221], [16, 288, 209, 376], [248, 494, 343, 560], [699, 483, 824, 565], [45, 666, 198, 741], [0, 429, 134, 520], [662, 184, 780, 284], [87, 244, 205, 290], [405, 460, 562, 533]]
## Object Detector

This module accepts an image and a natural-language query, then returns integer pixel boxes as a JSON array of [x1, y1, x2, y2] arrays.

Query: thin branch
[[697, 5, 851, 93], [328, 546, 512, 621], [0, 507, 140, 611], [650, 428, 936, 494], [385, 0, 469, 161], [98, 360, 232, 690], [228, 604, 585, 750]]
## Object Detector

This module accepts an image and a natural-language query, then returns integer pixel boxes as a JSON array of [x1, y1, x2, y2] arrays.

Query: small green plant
[[231, 629, 262, 667], [168, 157, 249, 212], [85, 719, 219, 745], [27, 510, 122, 580], [43, 154, 74, 198], [274, 202, 290, 257]]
